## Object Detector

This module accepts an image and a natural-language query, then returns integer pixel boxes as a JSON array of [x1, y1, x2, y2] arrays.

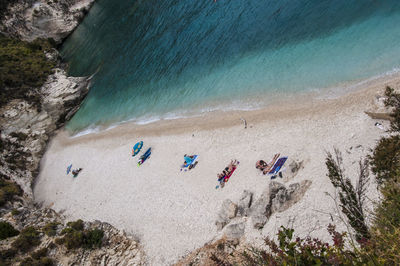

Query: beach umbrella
[[132, 141, 143, 156]]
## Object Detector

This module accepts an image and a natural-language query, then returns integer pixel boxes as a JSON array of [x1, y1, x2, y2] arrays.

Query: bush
[[84, 228, 104, 249], [0, 248, 17, 265], [240, 225, 358, 265], [20, 256, 54, 266], [326, 149, 370, 241], [66, 219, 84, 231], [0, 34, 55, 108], [58, 220, 104, 250], [63, 230, 85, 250], [42, 222, 59, 237], [384, 86, 400, 132], [31, 247, 48, 260], [11, 227, 41, 252], [0, 178, 22, 207], [369, 135, 400, 185], [0, 221, 19, 240]]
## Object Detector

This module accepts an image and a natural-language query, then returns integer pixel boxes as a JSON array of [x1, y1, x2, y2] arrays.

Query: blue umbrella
[[132, 141, 143, 156]]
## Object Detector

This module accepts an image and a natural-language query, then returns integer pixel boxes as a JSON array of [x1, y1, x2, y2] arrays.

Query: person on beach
[[72, 168, 82, 178], [256, 160, 268, 169]]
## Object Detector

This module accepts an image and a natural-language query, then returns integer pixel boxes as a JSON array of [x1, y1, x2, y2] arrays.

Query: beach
[[33, 73, 400, 265]]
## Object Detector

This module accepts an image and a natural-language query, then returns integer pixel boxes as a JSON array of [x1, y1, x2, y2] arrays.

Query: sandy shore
[[34, 73, 400, 265]]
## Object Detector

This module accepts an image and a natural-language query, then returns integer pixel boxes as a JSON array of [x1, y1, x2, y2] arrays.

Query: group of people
[[217, 159, 239, 188], [255, 153, 280, 175]]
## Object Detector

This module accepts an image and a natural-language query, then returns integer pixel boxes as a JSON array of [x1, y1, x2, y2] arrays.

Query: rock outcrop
[[216, 180, 312, 232], [0, 68, 90, 197], [1, 0, 95, 43]]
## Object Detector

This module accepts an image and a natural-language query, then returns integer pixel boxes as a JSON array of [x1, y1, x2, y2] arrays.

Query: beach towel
[[224, 166, 237, 181], [66, 164, 72, 175], [268, 157, 288, 175], [181, 155, 198, 171]]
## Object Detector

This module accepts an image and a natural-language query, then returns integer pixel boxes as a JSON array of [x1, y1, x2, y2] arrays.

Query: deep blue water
[[61, 0, 400, 133]]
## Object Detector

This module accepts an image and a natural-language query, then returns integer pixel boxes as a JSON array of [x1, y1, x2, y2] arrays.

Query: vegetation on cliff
[[0, 221, 19, 240], [0, 34, 55, 108], [56, 219, 104, 250], [0, 174, 22, 207]]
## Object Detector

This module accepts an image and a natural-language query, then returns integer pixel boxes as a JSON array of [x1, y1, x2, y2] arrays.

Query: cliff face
[[1, 0, 95, 43], [0, 1, 146, 264]]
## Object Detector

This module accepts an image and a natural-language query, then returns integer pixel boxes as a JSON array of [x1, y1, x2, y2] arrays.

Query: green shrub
[[0, 248, 17, 265], [63, 230, 85, 250], [54, 237, 64, 245], [20, 256, 54, 266], [59, 220, 104, 250], [42, 222, 59, 237], [0, 34, 55, 108], [66, 219, 84, 231], [240, 225, 358, 265], [0, 178, 22, 206], [370, 135, 400, 185], [11, 209, 20, 216], [326, 149, 370, 241], [384, 86, 400, 132], [11, 227, 41, 252], [84, 228, 104, 249], [31, 247, 48, 260], [0, 221, 19, 240]]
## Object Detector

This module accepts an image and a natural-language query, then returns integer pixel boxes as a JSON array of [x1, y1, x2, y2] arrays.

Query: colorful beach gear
[[132, 141, 143, 156], [216, 160, 239, 189], [138, 147, 151, 166], [181, 155, 199, 171], [268, 156, 288, 176], [66, 164, 72, 175]]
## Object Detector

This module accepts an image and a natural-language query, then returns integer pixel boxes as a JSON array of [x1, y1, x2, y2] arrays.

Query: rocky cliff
[[1, 0, 95, 43], [0, 0, 145, 265]]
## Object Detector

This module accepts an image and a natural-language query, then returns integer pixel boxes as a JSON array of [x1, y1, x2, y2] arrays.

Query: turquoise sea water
[[62, 0, 400, 133]]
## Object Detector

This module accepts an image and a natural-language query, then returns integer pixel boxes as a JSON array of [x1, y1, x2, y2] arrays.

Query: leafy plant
[[57, 220, 104, 250], [326, 149, 370, 241], [0, 34, 55, 109], [11, 227, 41, 252], [0, 221, 19, 240], [42, 222, 59, 237], [0, 177, 22, 207]]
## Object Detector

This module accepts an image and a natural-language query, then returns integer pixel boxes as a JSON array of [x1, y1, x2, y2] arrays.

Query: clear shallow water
[[62, 0, 400, 133]]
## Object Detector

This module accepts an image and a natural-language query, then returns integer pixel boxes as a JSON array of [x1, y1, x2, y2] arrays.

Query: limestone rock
[[237, 190, 253, 217], [249, 180, 312, 229], [249, 188, 271, 225], [216, 199, 238, 230], [1, 0, 95, 43], [224, 222, 245, 240]]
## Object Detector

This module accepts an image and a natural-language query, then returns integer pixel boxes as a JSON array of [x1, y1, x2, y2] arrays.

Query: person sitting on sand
[[256, 160, 268, 170], [262, 154, 280, 175], [72, 168, 82, 178]]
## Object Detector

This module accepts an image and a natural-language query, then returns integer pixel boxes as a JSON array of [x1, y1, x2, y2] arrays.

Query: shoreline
[[66, 66, 400, 139], [66, 70, 400, 141], [34, 72, 400, 265]]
